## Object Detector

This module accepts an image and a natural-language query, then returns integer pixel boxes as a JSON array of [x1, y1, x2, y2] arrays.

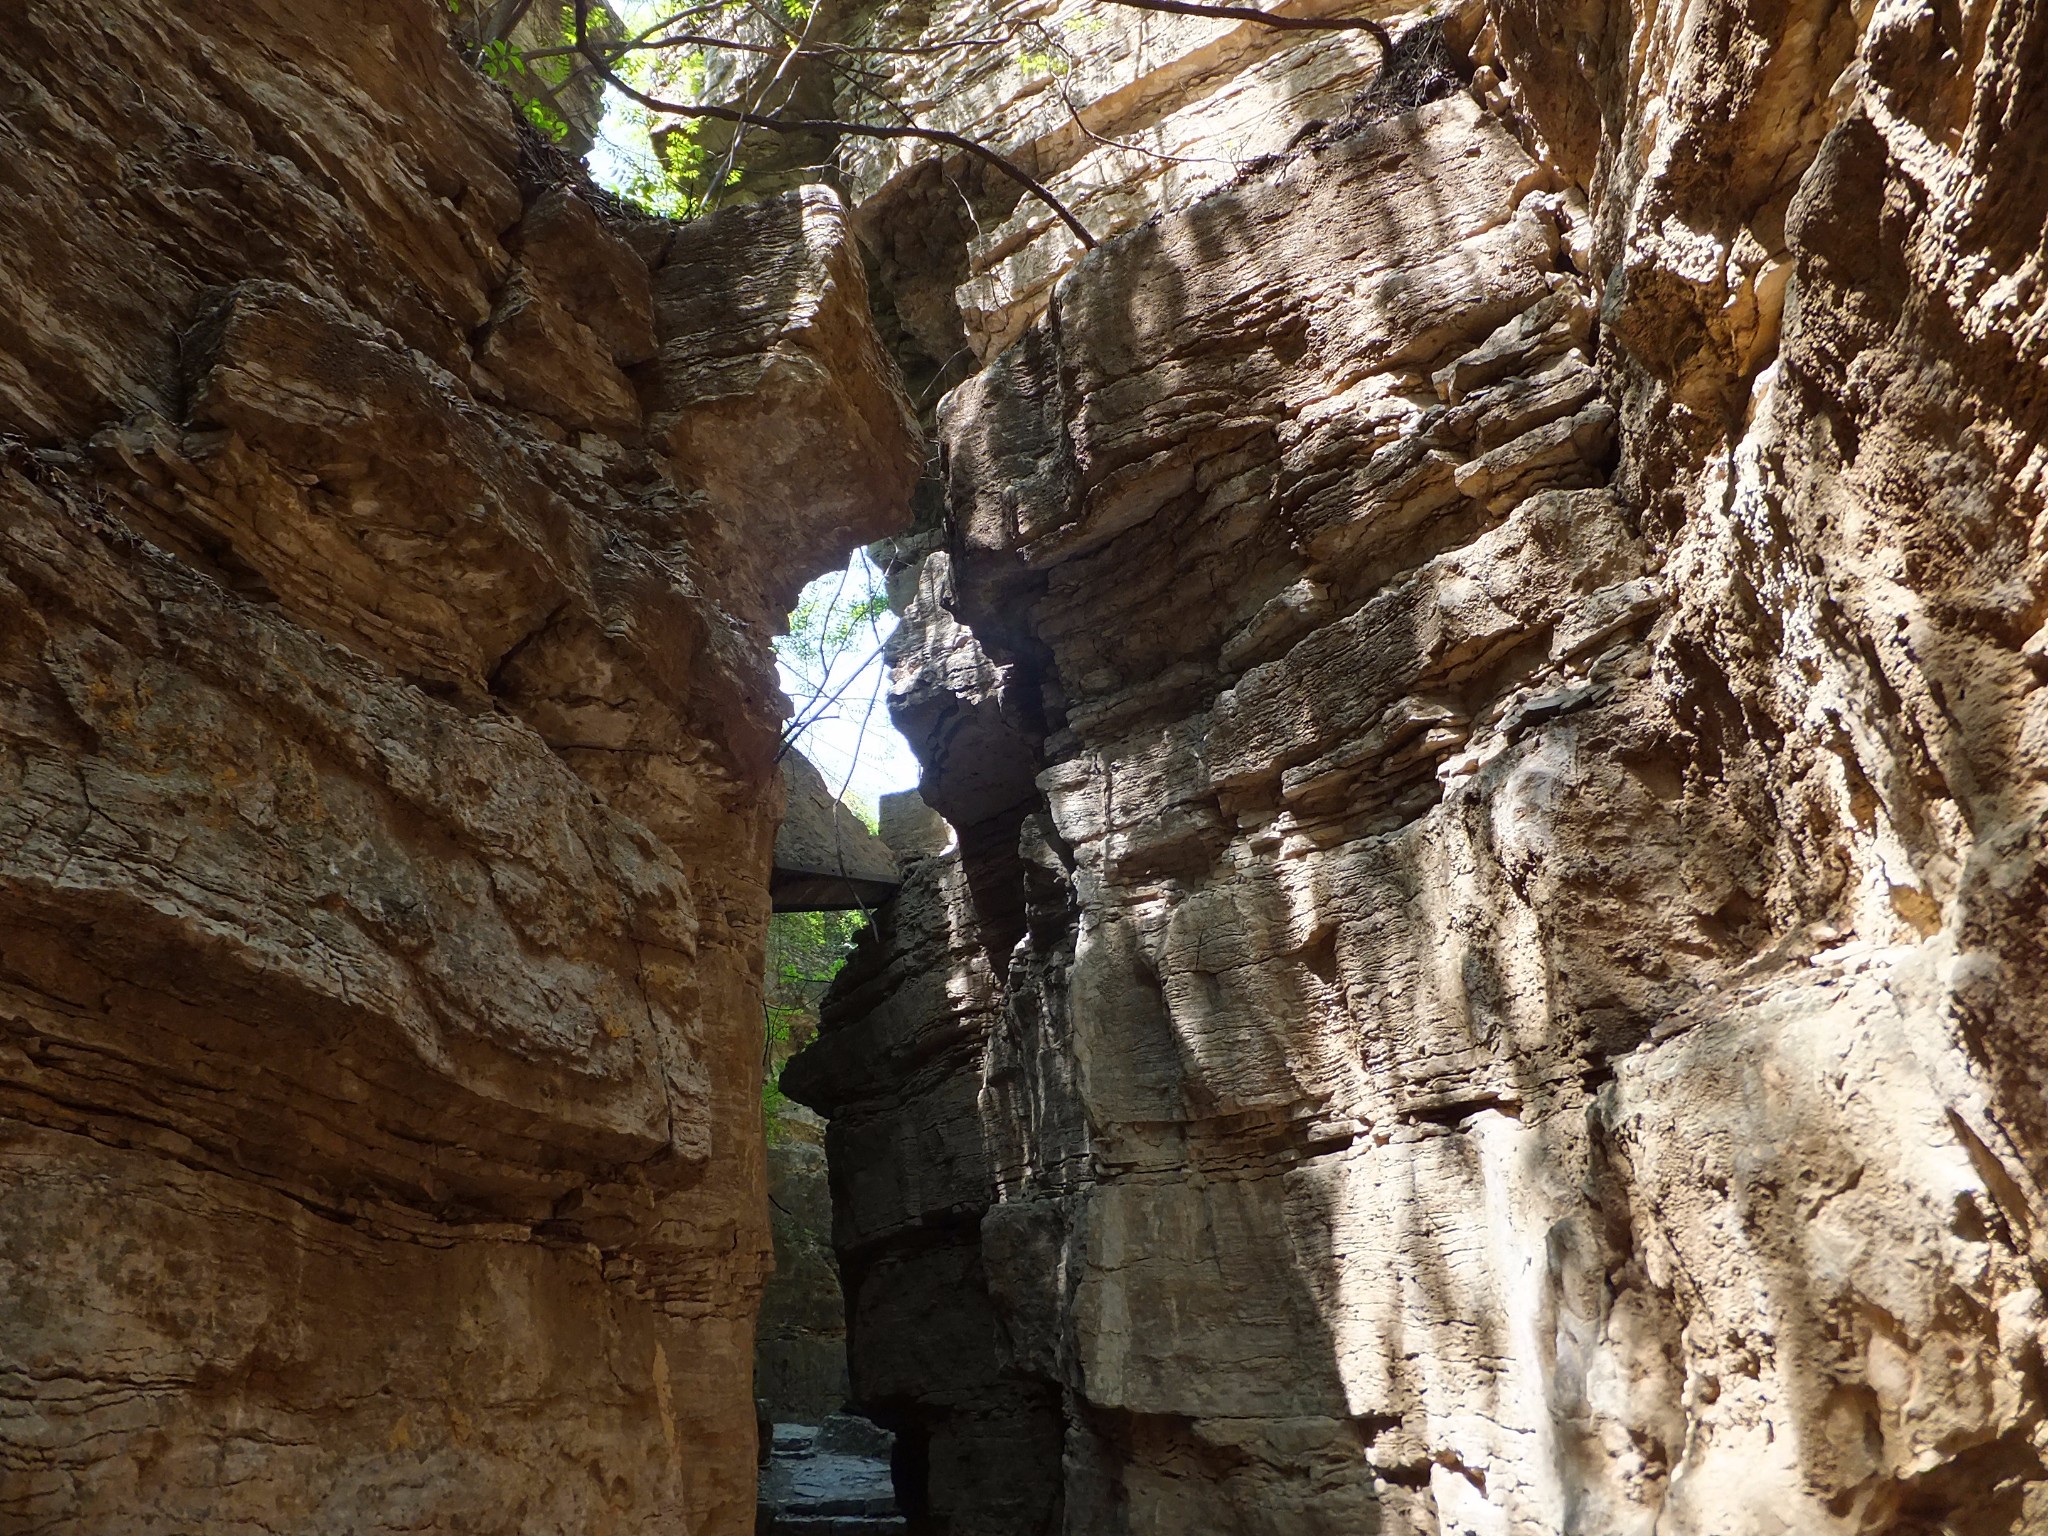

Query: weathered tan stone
[[0, 2, 918, 1531], [837, 0, 1417, 387], [650, 188, 926, 617], [9, 0, 2047, 1526]]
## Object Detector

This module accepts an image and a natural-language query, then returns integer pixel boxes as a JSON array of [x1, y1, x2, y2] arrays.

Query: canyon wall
[[0, 4, 917, 1531], [787, 0, 2048, 1531]]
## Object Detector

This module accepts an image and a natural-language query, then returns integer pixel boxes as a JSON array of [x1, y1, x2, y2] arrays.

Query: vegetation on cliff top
[[450, 0, 1394, 233]]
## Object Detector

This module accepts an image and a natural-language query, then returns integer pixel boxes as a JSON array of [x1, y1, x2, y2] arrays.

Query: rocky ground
[[758, 1416, 908, 1534]]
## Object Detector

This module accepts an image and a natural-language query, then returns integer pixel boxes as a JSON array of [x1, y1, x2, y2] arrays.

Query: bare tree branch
[[525, 33, 1009, 61], [570, 0, 1099, 248], [529, 32, 785, 59], [1094, 0, 1390, 49], [480, 0, 539, 46], [777, 642, 886, 760], [814, 35, 1012, 55]]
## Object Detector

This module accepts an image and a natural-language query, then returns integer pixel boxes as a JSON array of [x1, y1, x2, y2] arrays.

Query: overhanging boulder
[[772, 749, 900, 911]]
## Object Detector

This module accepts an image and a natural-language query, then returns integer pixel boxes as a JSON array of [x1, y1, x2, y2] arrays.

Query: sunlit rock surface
[[788, 0, 2048, 1531], [0, 2, 918, 1531], [839, 0, 1409, 369]]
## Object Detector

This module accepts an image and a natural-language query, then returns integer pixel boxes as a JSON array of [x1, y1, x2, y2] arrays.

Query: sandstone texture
[[761, 764, 894, 1430], [788, 0, 2048, 1533], [840, 0, 1404, 365], [0, 3, 917, 1532]]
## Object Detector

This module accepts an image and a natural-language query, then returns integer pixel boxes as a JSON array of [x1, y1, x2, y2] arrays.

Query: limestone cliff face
[[0, 3, 918, 1532], [787, 0, 2048, 1531]]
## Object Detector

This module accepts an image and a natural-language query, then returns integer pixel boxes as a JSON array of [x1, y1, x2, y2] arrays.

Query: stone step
[[758, 1420, 903, 1536], [757, 1516, 908, 1536]]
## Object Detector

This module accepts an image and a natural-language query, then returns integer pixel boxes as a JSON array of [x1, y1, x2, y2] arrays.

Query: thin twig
[[1032, 23, 1241, 170], [1096, 0, 1391, 49], [813, 561, 856, 687], [529, 32, 780, 58], [777, 642, 886, 759], [715, 0, 826, 206], [527, 32, 1011, 61], [814, 35, 1011, 55]]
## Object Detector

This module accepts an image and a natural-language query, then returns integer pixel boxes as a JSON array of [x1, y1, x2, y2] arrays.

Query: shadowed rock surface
[[787, 0, 2048, 1531], [0, 2, 917, 1532], [758, 1136, 856, 1422], [758, 1416, 907, 1534]]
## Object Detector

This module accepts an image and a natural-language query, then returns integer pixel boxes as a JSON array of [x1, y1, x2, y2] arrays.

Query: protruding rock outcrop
[[0, 3, 917, 1532], [789, 0, 2048, 1531]]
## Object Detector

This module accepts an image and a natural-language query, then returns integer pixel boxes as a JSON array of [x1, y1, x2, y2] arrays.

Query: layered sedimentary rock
[[835, 0, 1416, 409], [839, 0, 1404, 366], [0, 3, 917, 1531], [758, 759, 895, 1422], [788, 0, 2048, 1531], [758, 1136, 855, 1422]]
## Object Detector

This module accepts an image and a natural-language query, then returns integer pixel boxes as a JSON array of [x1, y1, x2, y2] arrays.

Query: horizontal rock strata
[[788, 0, 2048, 1531], [0, 3, 918, 1532]]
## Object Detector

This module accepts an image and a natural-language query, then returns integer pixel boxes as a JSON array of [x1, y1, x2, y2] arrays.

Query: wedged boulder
[[773, 749, 901, 913]]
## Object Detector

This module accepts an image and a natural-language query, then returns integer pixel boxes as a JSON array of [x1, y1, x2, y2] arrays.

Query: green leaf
[[521, 98, 572, 141], [1017, 48, 1070, 80]]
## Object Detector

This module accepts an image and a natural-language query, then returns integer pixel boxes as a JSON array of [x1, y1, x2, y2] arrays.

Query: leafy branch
[[462, 0, 1398, 231], [571, 0, 1101, 248]]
